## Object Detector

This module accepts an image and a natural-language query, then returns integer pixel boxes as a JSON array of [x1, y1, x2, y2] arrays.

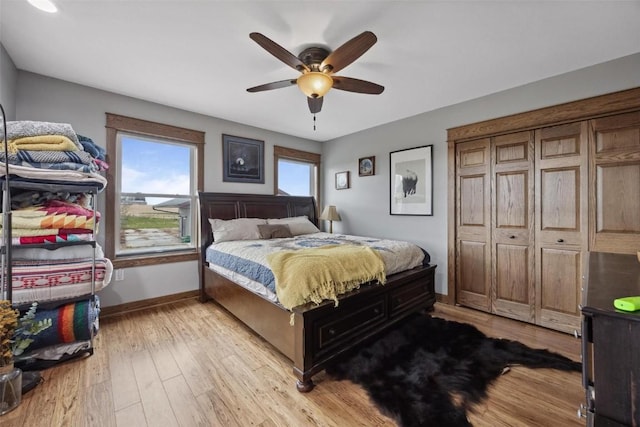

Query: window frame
[[273, 145, 321, 205], [105, 113, 204, 268]]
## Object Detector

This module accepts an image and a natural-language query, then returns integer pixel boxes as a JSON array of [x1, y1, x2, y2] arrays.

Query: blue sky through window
[[121, 136, 191, 196], [278, 159, 311, 196]]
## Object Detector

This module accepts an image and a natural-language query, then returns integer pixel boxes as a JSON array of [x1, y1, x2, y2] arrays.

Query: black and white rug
[[326, 314, 581, 427]]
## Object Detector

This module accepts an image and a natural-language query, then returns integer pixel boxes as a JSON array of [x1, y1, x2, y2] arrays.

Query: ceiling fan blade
[[250, 32, 310, 72], [332, 76, 384, 94], [320, 31, 377, 74], [308, 97, 323, 114], [247, 79, 297, 93]]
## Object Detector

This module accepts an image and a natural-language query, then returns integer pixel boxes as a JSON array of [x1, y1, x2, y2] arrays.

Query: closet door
[[590, 111, 640, 254], [535, 122, 588, 334], [491, 131, 535, 322], [455, 138, 491, 312]]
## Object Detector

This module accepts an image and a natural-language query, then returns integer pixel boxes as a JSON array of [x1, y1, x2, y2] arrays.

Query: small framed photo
[[222, 134, 264, 183], [358, 156, 375, 176], [335, 171, 350, 190], [390, 145, 433, 216]]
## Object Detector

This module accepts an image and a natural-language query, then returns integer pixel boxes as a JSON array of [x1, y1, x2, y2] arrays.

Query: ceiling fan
[[246, 31, 384, 115]]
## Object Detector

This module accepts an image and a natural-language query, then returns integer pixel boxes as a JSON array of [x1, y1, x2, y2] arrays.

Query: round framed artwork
[[359, 156, 375, 176]]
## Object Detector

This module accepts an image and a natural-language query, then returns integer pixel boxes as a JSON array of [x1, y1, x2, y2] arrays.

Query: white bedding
[[205, 232, 427, 299]]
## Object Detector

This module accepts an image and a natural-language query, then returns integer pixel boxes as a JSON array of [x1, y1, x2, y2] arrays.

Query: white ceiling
[[1, 1, 639, 142]]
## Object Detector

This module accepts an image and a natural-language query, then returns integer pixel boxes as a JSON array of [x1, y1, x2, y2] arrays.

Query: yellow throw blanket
[[268, 245, 386, 311], [5, 135, 80, 152]]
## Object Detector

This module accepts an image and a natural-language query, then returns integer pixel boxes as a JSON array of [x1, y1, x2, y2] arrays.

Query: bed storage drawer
[[390, 266, 436, 317], [313, 296, 387, 355]]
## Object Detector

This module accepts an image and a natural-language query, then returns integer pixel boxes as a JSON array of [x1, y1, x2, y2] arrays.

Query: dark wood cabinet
[[581, 252, 640, 426]]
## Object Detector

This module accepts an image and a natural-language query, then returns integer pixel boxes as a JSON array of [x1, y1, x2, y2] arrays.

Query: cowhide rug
[[325, 314, 581, 427]]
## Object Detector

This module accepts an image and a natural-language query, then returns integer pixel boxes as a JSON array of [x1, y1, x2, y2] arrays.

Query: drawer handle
[[373, 308, 381, 315], [509, 235, 516, 239], [557, 238, 564, 243], [328, 328, 336, 336]]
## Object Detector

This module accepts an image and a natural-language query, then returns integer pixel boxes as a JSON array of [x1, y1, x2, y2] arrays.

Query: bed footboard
[[203, 263, 436, 392], [291, 264, 436, 391]]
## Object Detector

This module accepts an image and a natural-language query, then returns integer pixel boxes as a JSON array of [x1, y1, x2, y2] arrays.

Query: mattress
[[205, 232, 428, 303]]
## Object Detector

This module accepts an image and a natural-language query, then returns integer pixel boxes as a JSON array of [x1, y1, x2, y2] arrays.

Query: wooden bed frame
[[198, 192, 436, 391]]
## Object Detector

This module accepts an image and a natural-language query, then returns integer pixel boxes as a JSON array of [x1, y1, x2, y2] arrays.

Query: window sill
[[111, 251, 199, 269]]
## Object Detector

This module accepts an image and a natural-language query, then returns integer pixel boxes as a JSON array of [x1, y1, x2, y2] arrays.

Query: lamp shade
[[297, 72, 333, 98], [319, 205, 341, 222]]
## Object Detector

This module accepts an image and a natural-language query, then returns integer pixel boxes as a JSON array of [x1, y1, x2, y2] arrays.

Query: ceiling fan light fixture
[[297, 72, 333, 98]]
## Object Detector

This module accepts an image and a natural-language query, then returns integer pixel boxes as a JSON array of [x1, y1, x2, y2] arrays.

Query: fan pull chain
[[313, 114, 317, 131]]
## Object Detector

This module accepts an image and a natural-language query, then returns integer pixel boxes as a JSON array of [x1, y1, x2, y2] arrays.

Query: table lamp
[[319, 205, 341, 233]]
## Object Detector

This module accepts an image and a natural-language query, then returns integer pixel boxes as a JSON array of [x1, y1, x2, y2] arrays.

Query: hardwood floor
[[1, 299, 585, 426]]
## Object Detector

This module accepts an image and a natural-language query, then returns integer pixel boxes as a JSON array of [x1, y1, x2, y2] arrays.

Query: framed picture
[[335, 171, 350, 190], [390, 145, 433, 216], [358, 156, 375, 176], [222, 134, 264, 183]]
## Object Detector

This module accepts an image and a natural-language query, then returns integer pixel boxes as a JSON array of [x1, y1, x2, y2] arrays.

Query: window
[[105, 114, 204, 268], [274, 146, 321, 200]]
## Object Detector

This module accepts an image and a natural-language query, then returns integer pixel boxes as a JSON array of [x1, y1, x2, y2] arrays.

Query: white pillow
[[209, 218, 267, 242], [267, 215, 320, 236]]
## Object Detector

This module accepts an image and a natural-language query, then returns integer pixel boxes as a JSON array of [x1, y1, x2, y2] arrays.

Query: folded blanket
[[5, 233, 94, 245], [2, 227, 93, 237], [6, 121, 83, 150], [11, 242, 104, 261], [0, 199, 99, 230], [0, 164, 107, 190], [24, 297, 100, 351], [10, 190, 85, 210], [6, 135, 80, 152], [267, 244, 386, 310], [78, 135, 106, 161], [0, 148, 95, 166], [1, 159, 98, 173]]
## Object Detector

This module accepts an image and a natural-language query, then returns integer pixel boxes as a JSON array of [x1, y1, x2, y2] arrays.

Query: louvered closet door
[[535, 122, 587, 334], [455, 138, 491, 312], [491, 131, 535, 322], [590, 111, 640, 254]]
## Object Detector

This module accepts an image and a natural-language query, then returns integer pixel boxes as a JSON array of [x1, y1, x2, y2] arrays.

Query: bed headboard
[[198, 192, 318, 250]]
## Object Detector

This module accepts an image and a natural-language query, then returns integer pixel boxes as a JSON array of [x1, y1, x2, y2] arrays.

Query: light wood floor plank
[[163, 374, 210, 426], [85, 380, 117, 427], [195, 389, 242, 427], [108, 349, 140, 411], [167, 340, 214, 397], [115, 402, 147, 427], [50, 360, 85, 425], [148, 340, 182, 382], [130, 349, 179, 427], [83, 336, 110, 387]]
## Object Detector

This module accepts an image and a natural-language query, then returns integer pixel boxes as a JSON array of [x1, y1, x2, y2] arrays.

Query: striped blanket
[[26, 297, 100, 351]]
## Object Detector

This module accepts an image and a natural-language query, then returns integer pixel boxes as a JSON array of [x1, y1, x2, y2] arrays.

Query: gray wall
[[15, 71, 321, 307], [322, 53, 640, 295], [0, 43, 17, 120]]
